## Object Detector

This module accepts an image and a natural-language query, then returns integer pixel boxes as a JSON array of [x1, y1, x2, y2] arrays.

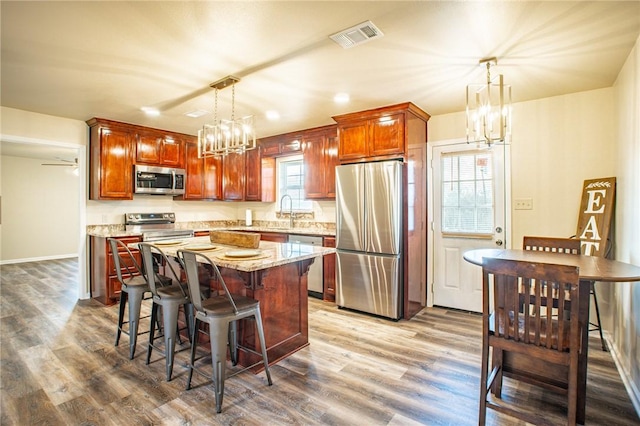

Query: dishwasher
[[288, 235, 324, 298]]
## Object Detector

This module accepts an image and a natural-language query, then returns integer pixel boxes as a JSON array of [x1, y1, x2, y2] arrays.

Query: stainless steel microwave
[[134, 165, 186, 195]]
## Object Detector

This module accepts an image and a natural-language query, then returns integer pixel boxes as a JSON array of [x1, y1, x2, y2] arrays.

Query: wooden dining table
[[463, 248, 640, 424]]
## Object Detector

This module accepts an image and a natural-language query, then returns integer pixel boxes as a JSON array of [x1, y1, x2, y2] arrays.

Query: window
[[441, 150, 493, 234], [277, 155, 313, 211]]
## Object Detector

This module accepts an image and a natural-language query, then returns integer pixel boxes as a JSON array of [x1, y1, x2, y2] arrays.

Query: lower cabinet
[[258, 232, 289, 243], [90, 235, 142, 306], [322, 236, 336, 302]]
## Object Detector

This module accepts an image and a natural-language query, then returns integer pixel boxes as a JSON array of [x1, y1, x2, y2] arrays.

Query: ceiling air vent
[[329, 20, 384, 49]]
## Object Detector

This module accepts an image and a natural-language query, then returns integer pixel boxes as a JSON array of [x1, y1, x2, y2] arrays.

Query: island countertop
[[133, 236, 335, 272]]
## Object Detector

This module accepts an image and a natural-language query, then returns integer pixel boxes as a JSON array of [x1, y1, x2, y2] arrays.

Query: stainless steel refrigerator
[[335, 160, 403, 319]]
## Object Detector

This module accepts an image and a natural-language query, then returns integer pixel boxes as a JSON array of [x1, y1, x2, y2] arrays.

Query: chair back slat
[[139, 243, 186, 297], [178, 250, 239, 314], [108, 238, 146, 283], [523, 236, 581, 254], [483, 258, 580, 353]]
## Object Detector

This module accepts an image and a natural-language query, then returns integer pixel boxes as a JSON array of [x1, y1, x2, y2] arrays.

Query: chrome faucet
[[280, 194, 295, 228]]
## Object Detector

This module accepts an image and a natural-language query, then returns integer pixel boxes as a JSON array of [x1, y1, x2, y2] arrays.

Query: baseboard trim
[[0, 253, 78, 265], [605, 331, 640, 417]]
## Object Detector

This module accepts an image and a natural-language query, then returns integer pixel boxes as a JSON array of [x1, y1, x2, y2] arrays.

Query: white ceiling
[[1, 1, 639, 161]]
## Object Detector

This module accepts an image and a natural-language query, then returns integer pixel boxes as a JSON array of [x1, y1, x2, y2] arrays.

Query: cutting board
[[209, 230, 260, 249]]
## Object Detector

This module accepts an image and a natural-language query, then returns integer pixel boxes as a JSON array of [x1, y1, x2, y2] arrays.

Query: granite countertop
[[88, 220, 336, 238], [132, 236, 335, 272]]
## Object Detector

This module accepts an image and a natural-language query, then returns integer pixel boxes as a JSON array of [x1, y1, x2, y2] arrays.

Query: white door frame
[[426, 138, 512, 308]]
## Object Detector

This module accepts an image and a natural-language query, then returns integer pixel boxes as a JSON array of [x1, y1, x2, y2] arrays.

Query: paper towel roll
[[245, 209, 252, 226]]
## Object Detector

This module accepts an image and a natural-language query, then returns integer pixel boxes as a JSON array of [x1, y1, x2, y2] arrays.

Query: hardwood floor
[[1, 258, 638, 425]]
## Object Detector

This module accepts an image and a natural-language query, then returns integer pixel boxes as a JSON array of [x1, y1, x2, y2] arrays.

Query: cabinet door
[[160, 137, 183, 167], [135, 131, 161, 164], [369, 113, 405, 157], [260, 232, 289, 243], [203, 155, 222, 200], [302, 133, 326, 199], [222, 152, 245, 200], [323, 236, 336, 302], [324, 132, 339, 198], [244, 147, 262, 201], [96, 126, 134, 199], [281, 137, 302, 154], [260, 139, 281, 157], [182, 142, 204, 199], [338, 121, 368, 161]]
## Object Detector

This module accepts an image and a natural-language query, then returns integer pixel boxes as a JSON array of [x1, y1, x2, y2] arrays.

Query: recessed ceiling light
[[184, 109, 209, 118], [265, 110, 280, 121], [141, 106, 160, 116], [334, 93, 350, 103]]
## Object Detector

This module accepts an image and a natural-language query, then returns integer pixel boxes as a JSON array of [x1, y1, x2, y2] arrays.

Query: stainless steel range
[[124, 212, 194, 242]]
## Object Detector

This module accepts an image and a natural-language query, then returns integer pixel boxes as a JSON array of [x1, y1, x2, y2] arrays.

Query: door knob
[[495, 240, 503, 246]]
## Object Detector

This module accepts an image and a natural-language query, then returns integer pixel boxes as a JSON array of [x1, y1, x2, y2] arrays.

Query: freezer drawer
[[336, 250, 401, 319]]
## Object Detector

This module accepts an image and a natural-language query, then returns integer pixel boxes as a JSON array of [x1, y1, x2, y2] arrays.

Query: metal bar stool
[[109, 238, 153, 360], [178, 249, 273, 413], [139, 243, 194, 381]]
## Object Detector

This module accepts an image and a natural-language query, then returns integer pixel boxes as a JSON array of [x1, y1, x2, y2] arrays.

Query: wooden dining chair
[[523, 236, 606, 350], [479, 258, 583, 426]]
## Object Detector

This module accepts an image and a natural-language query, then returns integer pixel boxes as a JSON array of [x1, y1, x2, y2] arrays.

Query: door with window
[[432, 142, 509, 312]]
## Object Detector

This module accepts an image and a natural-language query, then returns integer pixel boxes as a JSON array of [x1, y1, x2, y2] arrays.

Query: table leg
[[577, 279, 591, 425]]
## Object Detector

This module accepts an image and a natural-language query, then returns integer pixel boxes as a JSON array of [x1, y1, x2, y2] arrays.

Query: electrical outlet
[[514, 198, 533, 210]]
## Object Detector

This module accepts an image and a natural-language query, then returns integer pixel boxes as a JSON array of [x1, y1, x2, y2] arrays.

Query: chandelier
[[198, 76, 256, 158], [466, 57, 511, 145]]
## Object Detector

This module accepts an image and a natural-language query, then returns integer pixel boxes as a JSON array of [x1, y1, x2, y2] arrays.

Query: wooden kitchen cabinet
[[90, 235, 142, 306], [302, 125, 338, 199], [222, 151, 245, 200], [259, 232, 289, 243], [322, 236, 336, 302], [333, 102, 430, 163], [260, 133, 302, 157], [178, 139, 222, 200], [244, 147, 262, 201], [135, 130, 184, 168], [88, 117, 195, 200], [88, 118, 135, 200]]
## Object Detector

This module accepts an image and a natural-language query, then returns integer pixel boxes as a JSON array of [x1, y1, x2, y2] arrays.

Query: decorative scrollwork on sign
[[586, 181, 612, 189]]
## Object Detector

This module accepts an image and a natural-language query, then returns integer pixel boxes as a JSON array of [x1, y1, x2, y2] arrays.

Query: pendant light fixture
[[198, 76, 256, 158], [466, 57, 512, 145]]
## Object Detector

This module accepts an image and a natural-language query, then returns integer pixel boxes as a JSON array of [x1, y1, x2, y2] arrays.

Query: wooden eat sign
[[576, 177, 616, 257]]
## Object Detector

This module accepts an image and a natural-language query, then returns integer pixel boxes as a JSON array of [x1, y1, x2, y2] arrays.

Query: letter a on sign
[[576, 177, 616, 257]]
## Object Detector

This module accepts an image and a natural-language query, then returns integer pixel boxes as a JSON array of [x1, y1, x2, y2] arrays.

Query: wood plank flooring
[[1, 258, 638, 425]]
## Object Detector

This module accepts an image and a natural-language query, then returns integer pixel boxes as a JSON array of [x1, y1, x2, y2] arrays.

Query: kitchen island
[[140, 236, 335, 370]]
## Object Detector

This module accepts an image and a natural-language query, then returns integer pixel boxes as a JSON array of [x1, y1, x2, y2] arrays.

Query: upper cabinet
[[87, 118, 194, 200], [333, 102, 430, 163], [244, 147, 262, 201], [180, 138, 222, 201], [260, 132, 302, 157], [222, 151, 246, 201], [135, 130, 184, 168], [302, 125, 338, 199], [88, 118, 135, 200]]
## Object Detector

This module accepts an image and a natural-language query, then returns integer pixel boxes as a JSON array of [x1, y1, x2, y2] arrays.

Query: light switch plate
[[514, 198, 533, 210]]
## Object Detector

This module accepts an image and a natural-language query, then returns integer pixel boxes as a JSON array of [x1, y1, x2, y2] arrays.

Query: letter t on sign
[[576, 177, 616, 257]]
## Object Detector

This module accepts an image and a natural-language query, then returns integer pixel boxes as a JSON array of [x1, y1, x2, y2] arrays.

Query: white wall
[[429, 88, 615, 248], [0, 155, 79, 261], [612, 33, 640, 411]]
